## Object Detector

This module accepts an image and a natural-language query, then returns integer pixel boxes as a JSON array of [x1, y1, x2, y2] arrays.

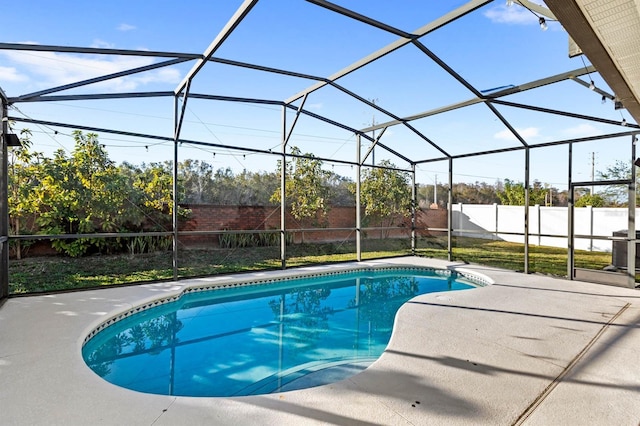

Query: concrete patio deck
[[1, 257, 638, 425]]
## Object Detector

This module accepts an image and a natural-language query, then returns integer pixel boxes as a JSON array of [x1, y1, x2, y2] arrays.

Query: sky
[[1, 0, 637, 191]]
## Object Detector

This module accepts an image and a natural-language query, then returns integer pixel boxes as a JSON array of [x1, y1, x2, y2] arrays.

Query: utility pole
[[434, 174, 438, 207], [590, 151, 596, 195]]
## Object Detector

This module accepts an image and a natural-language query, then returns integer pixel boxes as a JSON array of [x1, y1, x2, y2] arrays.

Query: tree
[[120, 161, 190, 230], [497, 179, 548, 206], [575, 193, 606, 207], [234, 169, 279, 205], [271, 147, 332, 229], [9, 131, 189, 257], [180, 159, 216, 204], [452, 181, 501, 204], [186, 166, 279, 205], [326, 171, 355, 206], [7, 128, 41, 259], [354, 160, 411, 237], [597, 160, 634, 206], [209, 167, 237, 204], [31, 131, 135, 256]]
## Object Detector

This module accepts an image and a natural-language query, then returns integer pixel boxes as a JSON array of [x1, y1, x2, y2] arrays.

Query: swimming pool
[[82, 267, 482, 397]]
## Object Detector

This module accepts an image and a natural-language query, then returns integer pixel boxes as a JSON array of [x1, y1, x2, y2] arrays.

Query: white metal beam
[[284, 0, 492, 104], [361, 66, 595, 133], [515, 0, 557, 19], [174, 0, 259, 96]]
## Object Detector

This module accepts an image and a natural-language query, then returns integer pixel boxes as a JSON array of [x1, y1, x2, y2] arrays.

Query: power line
[[10, 105, 71, 153]]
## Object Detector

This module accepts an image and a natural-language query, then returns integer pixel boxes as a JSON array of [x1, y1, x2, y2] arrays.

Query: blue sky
[[1, 0, 636, 190]]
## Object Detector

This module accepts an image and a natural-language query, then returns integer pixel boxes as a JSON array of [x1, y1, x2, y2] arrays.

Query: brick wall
[[9, 205, 449, 257], [179, 204, 447, 247]]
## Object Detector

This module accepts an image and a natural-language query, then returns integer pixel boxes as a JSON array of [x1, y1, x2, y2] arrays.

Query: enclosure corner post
[[280, 105, 287, 269], [628, 134, 637, 288], [171, 95, 180, 281], [567, 142, 574, 279], [524, 146, 530, 274], [411, 164, 417, 255], [0, 96, 9, 299], [447, 158, 453, 261], [356, 134, 362, 262]]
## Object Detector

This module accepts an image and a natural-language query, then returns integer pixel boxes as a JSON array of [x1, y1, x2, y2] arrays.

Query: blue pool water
[[82, 268, 477, 397]]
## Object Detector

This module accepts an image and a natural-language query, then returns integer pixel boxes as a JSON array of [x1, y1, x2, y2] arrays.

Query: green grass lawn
[[415, 237, 611, 275], [8, 237, 617, 294]]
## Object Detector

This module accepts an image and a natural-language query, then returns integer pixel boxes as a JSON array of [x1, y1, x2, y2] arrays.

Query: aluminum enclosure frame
[[2, 0, 639, 297]]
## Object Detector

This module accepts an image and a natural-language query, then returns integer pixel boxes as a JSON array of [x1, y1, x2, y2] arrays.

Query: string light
[[579, 56, 596, 91], [538, 17, 548, 31], [510, 1, 555, 32], [601, 95, 606, 104]]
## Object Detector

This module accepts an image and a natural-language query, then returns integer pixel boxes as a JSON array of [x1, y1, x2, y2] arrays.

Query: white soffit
[[547, 0, 640, 123]]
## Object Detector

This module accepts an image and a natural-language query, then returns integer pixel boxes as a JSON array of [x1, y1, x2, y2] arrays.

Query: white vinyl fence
[[452, 204, 632, 252]]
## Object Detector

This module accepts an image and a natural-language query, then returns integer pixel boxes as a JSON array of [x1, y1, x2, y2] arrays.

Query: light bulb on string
[[506, 0, 514, 6], [539, 17, 548, 31], [580, 56, 595, 92], [601, 95, 606, 104]]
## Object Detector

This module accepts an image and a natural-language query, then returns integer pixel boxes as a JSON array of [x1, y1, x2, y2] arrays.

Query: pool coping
[[1, 256, 639, 425]]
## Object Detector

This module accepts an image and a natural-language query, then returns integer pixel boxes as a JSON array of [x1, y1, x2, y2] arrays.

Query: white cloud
[[484, 5, 538, 25], [91, 39, 116, 49], [307, 102, 323, 110], [0, 44, 181, 92], [117, 23, 137, 32], [0, 66, 27, 82], [134, 68, 182, 85], [518, 127, 540, 138], [562, 123, 602, 137], [494, 127, 540, 141]]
